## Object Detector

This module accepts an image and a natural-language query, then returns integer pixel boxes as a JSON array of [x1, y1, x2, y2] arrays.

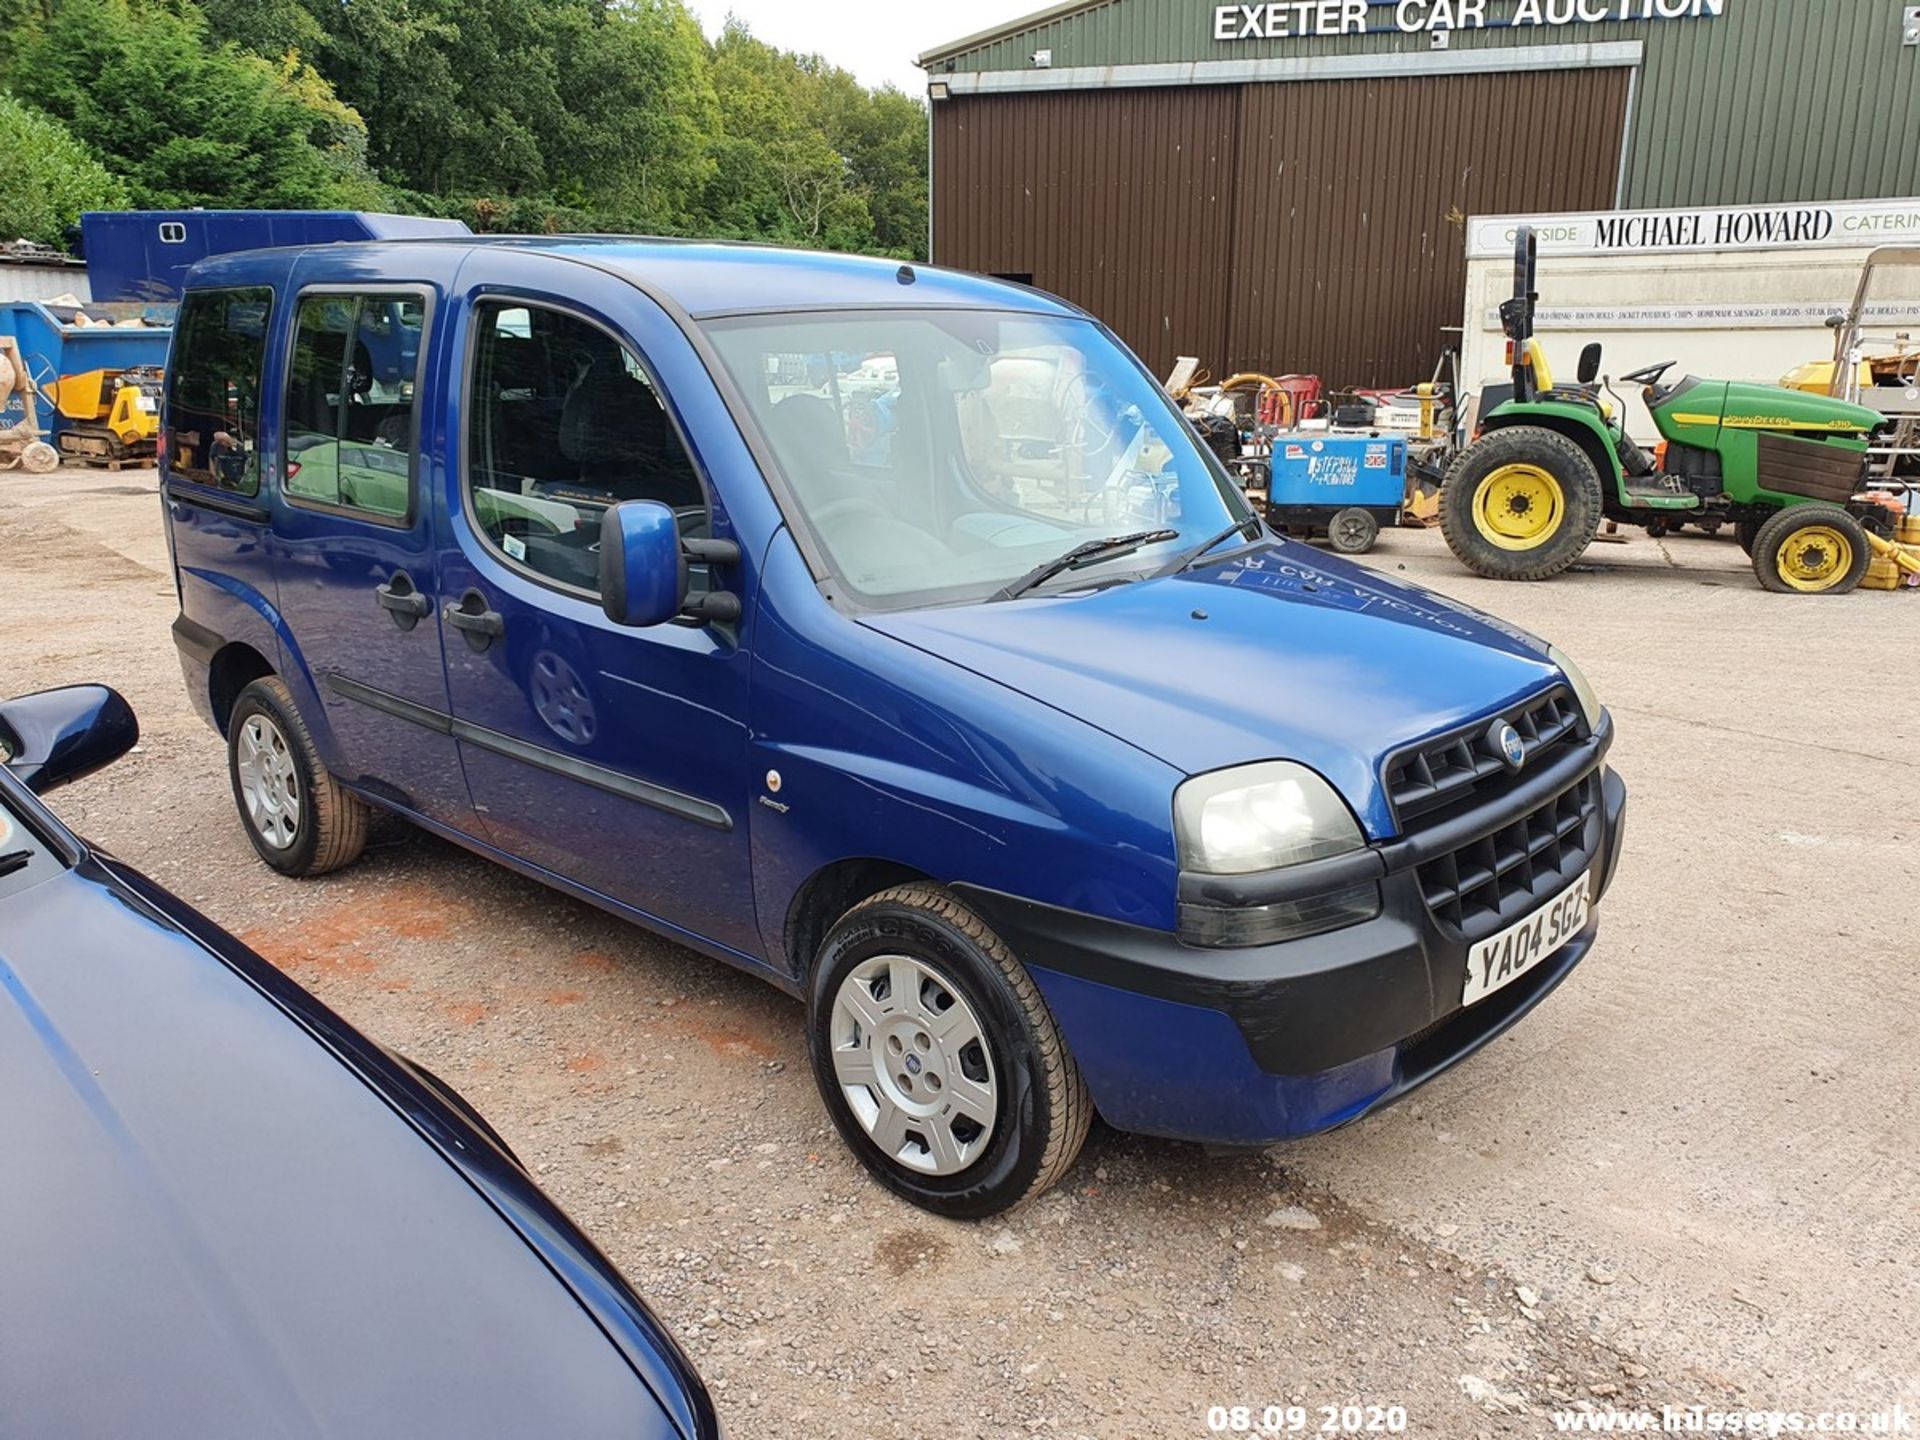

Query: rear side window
[[463, 299, 707, 596], [166, 287, 273, 494], [284, 292, 425, 522]]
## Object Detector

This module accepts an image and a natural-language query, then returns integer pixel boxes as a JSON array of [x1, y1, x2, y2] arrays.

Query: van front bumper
[[953, 765, 1626, 1146]]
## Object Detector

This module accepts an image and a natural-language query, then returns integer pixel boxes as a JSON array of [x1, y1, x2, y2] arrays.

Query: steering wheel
[[1059, 370, 1120, 455], [1621, 360, 1677, 387]]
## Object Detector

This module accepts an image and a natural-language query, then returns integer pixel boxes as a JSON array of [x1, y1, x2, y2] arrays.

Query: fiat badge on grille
[[1492, 720, 1526, 771]]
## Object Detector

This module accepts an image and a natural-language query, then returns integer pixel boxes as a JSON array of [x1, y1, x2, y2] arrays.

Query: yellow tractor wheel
[[1439, 426, 1604, 581], [1751, 505, 1870, 595]]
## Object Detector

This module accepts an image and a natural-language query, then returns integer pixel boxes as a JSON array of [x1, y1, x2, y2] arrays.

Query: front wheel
[[1326, 507, 1380, 554], [807, 883, 1091, 1218], [1438, 426, 1605, 580], [1751, 504, 1870, 595]]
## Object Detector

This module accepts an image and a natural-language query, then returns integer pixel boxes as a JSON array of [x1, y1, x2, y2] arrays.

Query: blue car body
[[0, 707, 714, 1438], [161, 237, 1626, 1149]]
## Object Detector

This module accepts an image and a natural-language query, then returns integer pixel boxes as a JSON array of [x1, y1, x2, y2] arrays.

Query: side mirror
[[599, 500, 687, 628], [1577, 343, 1603, 386], [599, 501, 745, 627], [0, 685, 139, 794]]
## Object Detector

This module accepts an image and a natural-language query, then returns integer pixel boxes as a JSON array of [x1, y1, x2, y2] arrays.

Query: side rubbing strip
[[324, 674, 732, 832], [325, 674, 453, 734]]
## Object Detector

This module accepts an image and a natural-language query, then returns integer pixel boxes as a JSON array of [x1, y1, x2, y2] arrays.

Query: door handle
[[374, 571, 431, 630], [444, 588, 505, 652]]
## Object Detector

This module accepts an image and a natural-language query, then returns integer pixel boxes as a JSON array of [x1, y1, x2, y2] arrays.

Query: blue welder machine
[[1258, 432, 1408, 554]]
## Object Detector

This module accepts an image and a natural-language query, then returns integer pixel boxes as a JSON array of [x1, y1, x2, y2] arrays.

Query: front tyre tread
[[808, 883, 1091, 1218]]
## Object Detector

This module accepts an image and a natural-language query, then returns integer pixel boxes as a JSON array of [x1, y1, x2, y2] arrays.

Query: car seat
[[554, 359, 704, 511]]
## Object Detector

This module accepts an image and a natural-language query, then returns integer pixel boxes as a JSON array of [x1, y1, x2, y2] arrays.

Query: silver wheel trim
[[829, 954, 999, 1177], [236, 714, 301, 850]]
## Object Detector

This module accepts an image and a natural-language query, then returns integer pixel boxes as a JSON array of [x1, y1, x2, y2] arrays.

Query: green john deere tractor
[[1440, 226, 1889, 595]]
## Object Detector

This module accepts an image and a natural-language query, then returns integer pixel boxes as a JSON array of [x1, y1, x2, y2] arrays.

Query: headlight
[[1548, 644, 1604, 732], [1174, 761, 1364, 875]]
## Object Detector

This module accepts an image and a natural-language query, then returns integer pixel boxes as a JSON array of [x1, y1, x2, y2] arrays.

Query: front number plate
[[1462, 872, 1591, 1006]]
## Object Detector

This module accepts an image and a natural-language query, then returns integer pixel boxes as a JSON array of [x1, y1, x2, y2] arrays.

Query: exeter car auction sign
[[1213, 0, 1723, 42], [1468, 197, 1920, 259]]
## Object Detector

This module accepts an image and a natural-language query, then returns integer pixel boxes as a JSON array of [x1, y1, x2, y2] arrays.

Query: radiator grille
[[1414, 772, 1600, 940], [1384, 687, 1583, 829], [1386, 687, 1600, 942]]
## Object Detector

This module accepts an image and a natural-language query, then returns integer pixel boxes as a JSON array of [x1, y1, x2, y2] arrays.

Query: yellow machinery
[[44, 365, 163, 467], [1781, 246, 1920, 480]]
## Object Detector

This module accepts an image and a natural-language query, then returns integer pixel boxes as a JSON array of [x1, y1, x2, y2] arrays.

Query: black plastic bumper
[[957, 764, 1626, 1079]]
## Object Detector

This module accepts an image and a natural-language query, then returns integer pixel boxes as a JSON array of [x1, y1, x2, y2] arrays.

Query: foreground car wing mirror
[[598, 500, 742, 628], [0, 685, 139, 794]]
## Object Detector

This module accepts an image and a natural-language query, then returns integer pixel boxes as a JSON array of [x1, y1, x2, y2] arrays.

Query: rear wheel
[[1736, 515, 1765, 556], [1326, 507, 1380, 554], [227, 676, 369, 875], [1751, 504, 1870, 595], [1439, 426, 1604, 580]]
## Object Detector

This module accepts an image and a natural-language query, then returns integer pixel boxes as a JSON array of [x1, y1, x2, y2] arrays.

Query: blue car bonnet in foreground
[[0, 689, 714, 1438], [158, 235, 1625, 1216]]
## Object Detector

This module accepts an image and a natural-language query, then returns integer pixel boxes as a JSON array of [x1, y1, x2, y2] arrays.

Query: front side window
[[166, 287, 273, 494], [465, 300, 708, 596], [283, 292, 425, 521], [704, 309, 1249, 608]]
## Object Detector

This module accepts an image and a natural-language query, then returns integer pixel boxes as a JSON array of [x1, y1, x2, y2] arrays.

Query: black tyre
[[1750, 504, 1870, 596], [807, 883, 1091, 1218], [1645, 515, 1672, 538], [227, 676, 370, 876], [1736, 515, 1766, 556], [1326, 507, 1380, 555], [1438, 426, 1605, 580]]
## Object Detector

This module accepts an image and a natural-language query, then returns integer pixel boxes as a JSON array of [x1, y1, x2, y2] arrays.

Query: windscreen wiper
[[1149, 513, 1263, 579], [987, 529, 1179, 603], [0, 849, 33, 879]]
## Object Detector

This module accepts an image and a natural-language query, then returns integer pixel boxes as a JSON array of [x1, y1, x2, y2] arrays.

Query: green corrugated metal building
[[918, 0, 1920, 385]]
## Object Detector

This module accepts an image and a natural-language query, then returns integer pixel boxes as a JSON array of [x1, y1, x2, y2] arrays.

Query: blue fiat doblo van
[[161, 238, 1626, 1217]]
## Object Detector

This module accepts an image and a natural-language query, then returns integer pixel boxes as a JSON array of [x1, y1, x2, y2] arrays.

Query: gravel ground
[[3, 466, 1916, 1438]]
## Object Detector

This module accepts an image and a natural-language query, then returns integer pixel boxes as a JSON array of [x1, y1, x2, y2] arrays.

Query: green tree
[[700, 25, 926, 257], [299, 0, 713, 230], [845, 88, 929, 260], [9, 0, 381, 210], [4, 0, 930, 258], [0, 93, 129, 248]]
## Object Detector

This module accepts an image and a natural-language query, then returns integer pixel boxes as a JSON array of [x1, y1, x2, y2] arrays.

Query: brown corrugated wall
[[930, 87, 1239, 376], [932, 68, 1629, 388]]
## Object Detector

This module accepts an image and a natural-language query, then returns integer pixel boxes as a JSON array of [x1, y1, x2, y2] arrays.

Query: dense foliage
[[0, 91, 130, 248], [0, 0, 928, 257]]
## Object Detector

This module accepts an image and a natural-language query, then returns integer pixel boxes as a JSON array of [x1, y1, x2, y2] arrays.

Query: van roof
[[181, 235, 1079, 321]]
